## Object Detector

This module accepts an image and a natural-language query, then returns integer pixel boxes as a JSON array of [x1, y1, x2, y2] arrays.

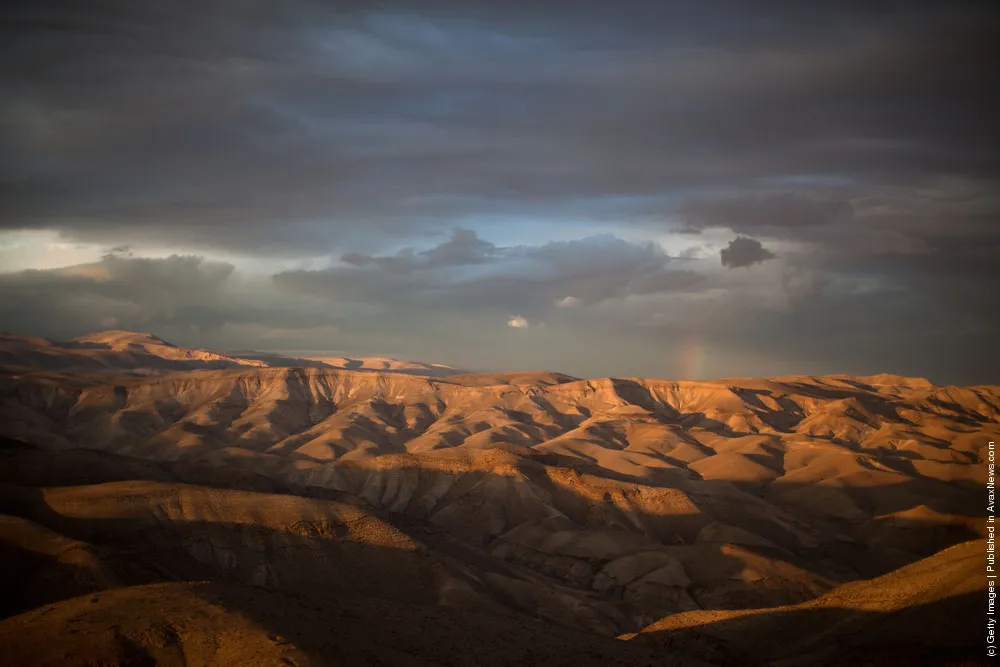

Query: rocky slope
[[0, 331, 268, 374], [0, 332, 994, 664], [0, 330, 467, 378], [629, 538, 986, 666], [0, 437, 710, 666], [0, 581, 702, 667]]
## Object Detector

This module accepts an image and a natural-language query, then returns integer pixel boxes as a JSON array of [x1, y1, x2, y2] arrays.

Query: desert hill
[[0, 433, 984, 665], [229, 350, 469, 377], [0, 330, 994, 664], [629, 538, 986, 666], [0, 330, 268, 374], [0, 581, 706, 667], [0, 330, 469, 378], [0, 437, 709, 665]]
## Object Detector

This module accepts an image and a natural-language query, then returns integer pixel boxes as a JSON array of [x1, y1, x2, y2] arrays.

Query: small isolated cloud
[[507, 315, 530, 329], [720, 237, 776, 269], [556, 296, 581, 308], [106, 245, 133, 257]]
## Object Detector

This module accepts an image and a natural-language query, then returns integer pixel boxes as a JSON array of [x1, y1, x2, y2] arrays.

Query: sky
[[1, 1, 998, 383]]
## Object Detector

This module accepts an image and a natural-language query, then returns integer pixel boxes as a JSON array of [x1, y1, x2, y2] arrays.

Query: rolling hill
[[0, 330, 468, 378], [0, 330, 994, 665]]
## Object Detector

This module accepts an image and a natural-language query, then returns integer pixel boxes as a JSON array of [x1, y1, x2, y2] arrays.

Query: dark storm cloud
[[720, 237, 776, 268], [2, 1, 998, 253], [0, 254, 339, 340], [339, 228, 498, 273], [707, 287, 998, 384], [679, 194, 855, 231], [1, 0, 999, 382], [277, 233, 703, 318], [469, 235, 706, 310]]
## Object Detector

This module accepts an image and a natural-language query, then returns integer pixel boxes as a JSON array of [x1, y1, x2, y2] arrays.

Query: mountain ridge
[[0, 329, 471, 378], [0, 329, 993, 665]]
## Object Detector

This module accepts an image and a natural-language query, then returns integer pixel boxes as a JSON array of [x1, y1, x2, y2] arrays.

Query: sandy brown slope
[[444, 371, 579, 386], [0, 438, 712, 666], [0, 581, 710, 667], [0, 438, 846, 632], [628, 538, 987, 666], [1, 329, 994, 664], [0, 439, 659, 635], [229, 350, 470, 378], [0, 330, 268, 374], [0, 330, 470, 378], [0, 365, 992, 634]]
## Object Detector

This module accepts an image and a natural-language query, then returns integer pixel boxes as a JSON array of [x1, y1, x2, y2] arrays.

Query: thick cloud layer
[[1, 1, 998, 382], [0, 254, 341, 344]]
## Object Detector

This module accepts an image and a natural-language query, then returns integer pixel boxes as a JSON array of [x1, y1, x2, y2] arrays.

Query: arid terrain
[[0, 331, 993, 665]]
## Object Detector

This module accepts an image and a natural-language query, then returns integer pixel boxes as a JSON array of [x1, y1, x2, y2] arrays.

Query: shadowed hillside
[[629, 538, 986, 666], [0, 335, 995, 664]]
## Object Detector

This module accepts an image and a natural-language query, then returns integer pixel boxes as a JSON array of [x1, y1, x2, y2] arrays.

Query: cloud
[[339, 252, 371, 267], [286, 233, 704, 319], [720, 237, 776, 268], [421, 228, 499, 267], [337, 228, 498, 273], [556, 296, 581, 308], [1, 2, 997, 261], [0, 237, 995, 384], [781, 266, 830, 303], [0, 1, 998, 382], [678, 193, 855, 231], [0, 253, 340, 344]]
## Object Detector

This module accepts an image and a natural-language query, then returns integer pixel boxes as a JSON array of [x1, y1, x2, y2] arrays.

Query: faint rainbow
[[678, 334, 707, 380]]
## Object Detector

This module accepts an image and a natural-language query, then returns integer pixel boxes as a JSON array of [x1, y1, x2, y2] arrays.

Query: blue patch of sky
[[448, 213, 627, 249]]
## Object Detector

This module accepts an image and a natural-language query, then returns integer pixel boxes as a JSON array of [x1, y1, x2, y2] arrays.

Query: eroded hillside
[[0, 351, 994, 664]]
